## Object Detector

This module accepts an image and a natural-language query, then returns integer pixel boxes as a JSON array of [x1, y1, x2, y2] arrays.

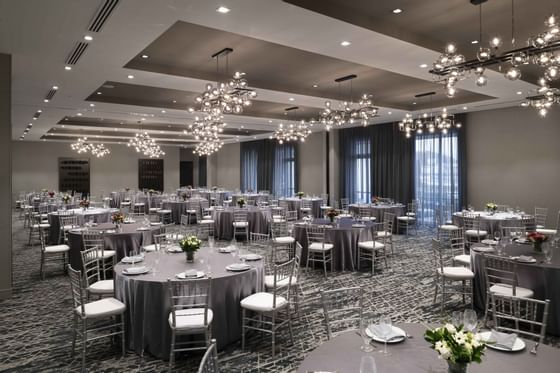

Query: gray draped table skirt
[[48, 208, 112, 244], [213, 208, 271, 240]]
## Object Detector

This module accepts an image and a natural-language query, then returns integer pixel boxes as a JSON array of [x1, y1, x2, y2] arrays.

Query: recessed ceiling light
[[216, 6, 230, 14], [29, 123, 33, 126], [463, 106, 468, 110], [37, 110, 42, 113], [161, 110, 166, 113], [65, 66, 72, 71], [141, 54, 149, 59], [141, 118, 146, 121], [388, 111, 392, 115], [471, 40, 479, 44], [32, 117, 37, 120], [392, 8, 403, 14], [127, 74, 134, 79], [312, 84, 319, 88], [289, 97, 295, 101], [43, 99, 49, 103], [340, 41, 351, 46], [96, 92, 102, 95], [84, 35, 93, 41], [52, 85, 59, 90], [76, 113, 82, 116], [412, 102, 417, 105], [172, 100, 177, 103], [516, 91, 523, 95], [61, 125, 65, 128], [89, 103, 95, 107], [419, 64, 428, 68], [268, 120, 272, 123]]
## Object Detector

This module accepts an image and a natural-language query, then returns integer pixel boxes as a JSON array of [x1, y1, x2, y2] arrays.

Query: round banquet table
[[114, 246, 264, 358], [212, 207, 271, 240], [47, 207, 114, 244], [162, 198, 207, 224], [231, 193, 269, 206], [134, 194, 164, 208], [349, 203, 406, 222], [66, 221, 162, 271], [110, 191, 129, 208], [453, 211, 526, 235], [293, 218, 375, 271], [280, 197, 323, 218], [471, 242, 560, 336], [296, 323, 559, 373]]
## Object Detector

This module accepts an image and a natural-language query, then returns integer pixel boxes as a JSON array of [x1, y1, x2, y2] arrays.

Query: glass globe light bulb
[[545, 65, 559, 81], [445, 43, 457, 54], [477, 47, 491, 61], [505, 67, 521, 81], [489, 36, 503, 49]]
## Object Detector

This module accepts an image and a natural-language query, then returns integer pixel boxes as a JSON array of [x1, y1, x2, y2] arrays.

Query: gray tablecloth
[[293, 218, 375, 271], [48, 208, 113, 244], [453, 211, 525, 235], [67, 222, 162, 270], [280, 197, 323, 218], [297, 323, 559, 373], [110, 191, 130, 208], [162, 198, 207, 223], [114, 246, 264, 358], [231, 193, 270, 206], [471, 243, 560, 336], [135, 194, 164, 208], [213, 207, 271, 240], [349, 203, 406, 222]]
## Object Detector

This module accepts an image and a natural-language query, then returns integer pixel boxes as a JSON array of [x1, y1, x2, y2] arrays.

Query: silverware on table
[[530, 342, 539, 355]]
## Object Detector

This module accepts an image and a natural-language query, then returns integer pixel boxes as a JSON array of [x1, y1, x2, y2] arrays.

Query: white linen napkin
[[184, 269, 198, 278], [368, 324, 401, 340], [489, 330, 517, 350]]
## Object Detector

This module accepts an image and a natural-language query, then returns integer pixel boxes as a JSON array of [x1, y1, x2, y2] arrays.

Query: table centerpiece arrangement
[[424, 323, 487, 373], [111, 211, 125, 230], [325, 208, 339, 223], [62, 194, 71, 206], [372, 195, 381, 205], [48, 190, 55, 198], [181, 192, 189, 201], [179, 235, 202, 262], [237, 197, 246, 208], [485, 202, 497, 215], [79, 199, 90, 211], [296, 191, 305, 199], [527, 231, 548, 253]]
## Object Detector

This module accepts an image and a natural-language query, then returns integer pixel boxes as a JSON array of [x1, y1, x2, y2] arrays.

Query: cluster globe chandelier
[[271, 106, 312, 144], [127, 121, 165, 158], [70, 137, 110, 157]]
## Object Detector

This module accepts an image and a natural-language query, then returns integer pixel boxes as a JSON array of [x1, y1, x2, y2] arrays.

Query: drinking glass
[[452, 311, 463, 327], [359, 356, 377, 373], [152, 250, 160, 275], [377, 316, 392, 355], [543, 243, 553, 264], [493, 230, 501, 242], [208, 236, 215, 250], [360, 318, 374, 352], [463, 309, 478, 332]]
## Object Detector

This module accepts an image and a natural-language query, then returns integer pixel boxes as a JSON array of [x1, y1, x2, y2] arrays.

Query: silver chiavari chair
[[396, 202, 417, 237], [82, 230, 115, 279], [197, 339, 219, 373], [320, 286, 363, 340], [38, 226, 69, 279], [449, 228, 471, 267], [305, 224, 333, 277], [358, 222, 388, 275], [232, 208, 249, 241], [58, 213, 78, 244], [80, 247, 113, 299], [462, 212, 488, 243], [534, 207, 548, 229]]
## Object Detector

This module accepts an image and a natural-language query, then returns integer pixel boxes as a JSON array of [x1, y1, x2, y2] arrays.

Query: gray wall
[[466, 106, 560, 222], [298, 132, 326, 196], [215, 142, 241, 190], [1, 54, 12, 299], [12, 141, 180, 196]]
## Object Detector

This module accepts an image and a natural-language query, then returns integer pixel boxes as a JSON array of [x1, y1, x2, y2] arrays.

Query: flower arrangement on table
[[41, 188, 48, 193], [212, 186, 218, 191], [296, 191, 305, 199], [485, 203, 497, 214], [79, 199, 90, 210], [186, 185, 192, 190], [527, 231, 548, 252], [424, 323, 486, 372], [181, 192, 188, 201], [325, 208, 339, 223], [372, 195, 381, 204], [62, 194, 71, 204], [125, 187, 130, 192], [48, 191, 55, 198], [179, 235, 202, 262], [148, 189, 155, 195], [111, 211, 125, 227], [237, 197, 246, 208]]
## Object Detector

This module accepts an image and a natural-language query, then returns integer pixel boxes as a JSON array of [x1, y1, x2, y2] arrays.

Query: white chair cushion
[[96, 249, 116, 259], [397, 216, 415, 221], [143, 244, 157, 252], [233, 221, 248, 227], [320, 206, 332, 210], [264, 275, 296, 289], [168, 308, 213, 330], [453, 254, 471, 266], [134, 203, 145, 206], [75, 297, 125, 318], [273, 236, 295, 244], [438, 266, 474, 280], [240, 292, 288, 312], [465, 229, 488, 236], [439, 224, 460, 231], [308, 242, 334, 251], [44, 244, 70, 253], [33, 223, 51, 229], [361, 216, 376, 221], [158, 209, 172, 214], [272, 215, 283, 220], [299, 207, 311, 212], [536, 228, 557, 235], [489, 284, 534, 298], [88, 279, 114, 294], [338, 214, 352, 218], [273, 218, 286, 223], [149, 208, 160, 212], [358, 241, 385, 250], [376, 231, 392, 238], [62, 225, 77, 230], [406, 212, 416, 217], [200, 219, 214, 224], [186, 209, 197, 214], [120, 202, 131, 205], [203, 215, 212, 220]]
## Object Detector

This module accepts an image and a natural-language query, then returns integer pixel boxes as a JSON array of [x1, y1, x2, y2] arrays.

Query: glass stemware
[[463, 309, 478, 332], [377, 316, 392, 355], [493, 230, 501, 242], [359, 356, 377, 373], [360, 318, 374, 352], [452, 311, 463, 327], [543, 242, 553, 264]]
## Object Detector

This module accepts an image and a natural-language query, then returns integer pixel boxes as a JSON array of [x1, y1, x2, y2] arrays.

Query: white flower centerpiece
[[424, 323, 487, 373], [179, 235, 202, 263]]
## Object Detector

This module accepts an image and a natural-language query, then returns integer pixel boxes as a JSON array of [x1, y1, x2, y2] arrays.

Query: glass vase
[[533, 241, 543, 253], [186, 251, 194, 263], [447, 361, 468, 373]]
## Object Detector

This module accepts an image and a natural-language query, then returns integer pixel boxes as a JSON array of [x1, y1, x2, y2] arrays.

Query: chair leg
[[271, 311, 276, 358], [81, 320, 87, 373], [40, 252, 45, 280], [120, 315, 125, 357], [462, 281, 466, 304], [288, 311, 294, 346], [169, 330, 175, 368], [441, 280, 445, 314], [322, 252, 327, 278], [71, 314, 77, 356], [241, 308, 246, 351]]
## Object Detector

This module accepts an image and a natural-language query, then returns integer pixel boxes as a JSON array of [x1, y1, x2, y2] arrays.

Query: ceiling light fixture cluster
[[127, 132, 165, 158], [271, 106, 312, 144], [70, 137, 110, 157], [520, 78, 560, 117]]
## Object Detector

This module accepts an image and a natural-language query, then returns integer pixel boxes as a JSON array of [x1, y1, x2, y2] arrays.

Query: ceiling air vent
[[88, 0, 120, 33], [65, 42, 89, 65], [45, 89, 57, 101]]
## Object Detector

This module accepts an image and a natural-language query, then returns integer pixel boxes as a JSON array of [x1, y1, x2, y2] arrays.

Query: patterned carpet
[[1, 213, 556, 372]]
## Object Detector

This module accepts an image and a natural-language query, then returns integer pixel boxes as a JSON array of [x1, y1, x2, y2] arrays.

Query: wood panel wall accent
[[138, 159, 164, 191]]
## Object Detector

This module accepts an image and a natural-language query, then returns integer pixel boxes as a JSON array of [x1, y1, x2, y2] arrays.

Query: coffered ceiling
[[1, 0, 555, 148]]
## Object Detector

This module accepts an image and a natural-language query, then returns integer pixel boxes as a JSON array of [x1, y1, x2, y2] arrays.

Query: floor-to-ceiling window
[[273, 143, 296, 197], [415, 132, 460, 226], [351, 137, 372, 203], [240, 146, 258, 192]]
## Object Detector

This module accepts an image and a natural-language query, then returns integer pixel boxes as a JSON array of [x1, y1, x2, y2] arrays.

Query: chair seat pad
[[489, 284, 534, 298], [203, 215, 213, 220], [120, 202, 131, 206], [240, 292, 288, 312], [233, 221, 248, 227], [376, 231, 392, 238], [33, 223, 51, 228], [186, 209, 197, 214], [76, 297, 125, 318], [397, 216, 415, 221], [299, 207, 311, 212], [273, 218, 286, 223], [149, 208, 160, 212], [338, 214, 353, 218], [264, 275, 296, 289], [308, 242, 334, 251], [44, 244, 70, 253], [536, 224, 545, 229], [200, 219, 214, 224], [438, 266, 474, 280], [439, 224, 460, 231], [536, 228, 557, 235], [358, 241, 385, 250], [62, 224, 78, 230], [143, 244, 157, 252], [88, 279, 114, 294], [272, 215, 283, 220], [320, 206, 332, 210], [158, 209, 172, 214], [169, 308, 213, 330], [453, 254, 471, 266], [406, 212, 416, 217], [273, 236, 295, 244], [134, 203, 145, 206], [96, 250, 116, 259], [361, 216, 376, 221], [465, 229, 488, 236]]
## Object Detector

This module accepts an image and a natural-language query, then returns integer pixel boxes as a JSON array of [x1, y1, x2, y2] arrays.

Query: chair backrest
[[59, 214, 78, 228], [321, 286, 363, 339], [197, 339, 219, 373], [68, 265, 86, 316], [152, 233, 169, 250], [482, 254, 519, 295], [357, 207, 371, 218], [278, 199, 289, 210], [491, 293, 550, 343], [340, 198, 349, 210], [285, 210, 298, 222], [369, 222, 386, 243], [462, 212, 481, 231], [534, 207, 548, 227], [180, 214, 190, 227], [407, 202, 417, 215], [233, 209, 248, 222], [200, 199, 210, 210], [250, 232, 269, 247], [450, 228, 466, 256], [80, 247, 101, 288], [187, 200, 200, 214], [383, 212, 395, 224], [520, 215, 536, 232], [320, 194, 329, 206], [168, 278, 212, 329], [82, 230, 105, 252], [501, 225, 525, 240], [496, 204, 509, 212], [198, 223, 213, 240], [301, 199, 312, 209], [431, 238, 450, 272], [270, 258, 295, 308], [306, 225, 327, 244]]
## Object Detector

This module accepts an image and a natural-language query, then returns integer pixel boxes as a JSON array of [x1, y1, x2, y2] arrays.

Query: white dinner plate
[[240, 253, 262, 261], [121, 255, 144, 264], [512, 256, 537, 263], [514, 238, 530, 244], [226, 263, 251, 272], [219, 246, 235, 253], [104, 229, 116, 234], [471, 246, 495, 253], [479, 331, 526, 352], [167, 246, 183, 253], [150, 222, 163, 226], [124, 219, 136, 224], [122, 266, 150, 275], [481, 239, 498, 246], [365, 325, 407, 343], [175, 271, 205, 279]]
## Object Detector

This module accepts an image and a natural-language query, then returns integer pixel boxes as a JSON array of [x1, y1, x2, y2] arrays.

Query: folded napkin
[[489, 330, 517, 350], [184, 269, 198, 278], [517, 255, 534, 262], [125, 266, 148, 274], [368, 324, 401, 341], [219, 246, 234, 253]]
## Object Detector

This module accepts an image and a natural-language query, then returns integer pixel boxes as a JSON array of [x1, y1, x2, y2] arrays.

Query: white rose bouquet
[[424, 323, 486, 365]]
